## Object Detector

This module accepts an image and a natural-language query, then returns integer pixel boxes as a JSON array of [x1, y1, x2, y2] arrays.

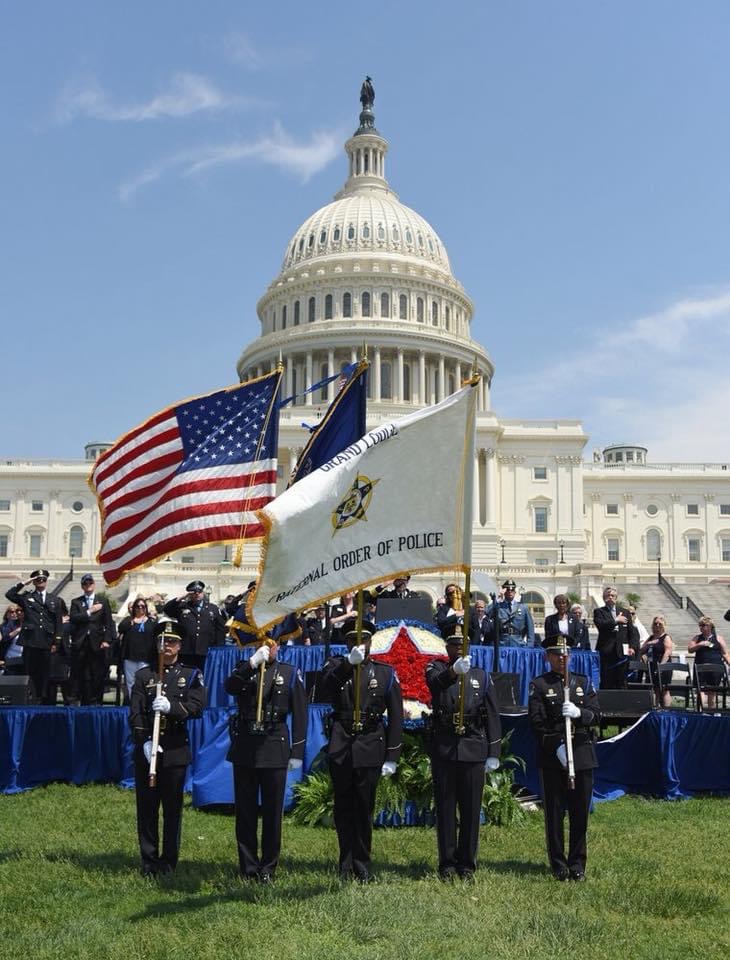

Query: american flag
[[90, 372, 282, 586]]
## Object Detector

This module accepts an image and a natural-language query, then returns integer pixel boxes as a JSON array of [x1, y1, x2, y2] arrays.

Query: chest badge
[[576, 686, 584, 696], [470, 678, 480, 689], [546, 689, 557, 698], [177, 677, 187, 687], [275, 674, 285, 686], [368, 678, 379, 690]]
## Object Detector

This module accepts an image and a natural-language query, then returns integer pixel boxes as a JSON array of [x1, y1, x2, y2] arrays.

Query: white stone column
[[396, 349, 404, 403], [285, 357, 293, 399], [327, 349, 335, 401], [485, 448, 496, 526], [305, 353, 313, 406], [473, 449, 481, 526], [373, 347, 381, 401], [419, 351, 426, 404], [351, 347, 358, 364], [438, 356, 445, 403], [455, 361, 462, 390]]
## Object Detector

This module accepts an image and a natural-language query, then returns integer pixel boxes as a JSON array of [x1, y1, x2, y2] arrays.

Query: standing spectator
[[543, 595, 583, 649], [569, 603, 592, 650], [1, 604, 25, 674], [320, 618, 403, 882], [224, 638, 306, 882], [640, 615, 674, 708], [328, 591, 357, 644], [469, 598, 494, 646], [5, 570, 63, 703], [69, 574, 115, 705], [118, 598, 158, 698], [426, 621, 501, 880], [688, 617, 730, 711], [129, 621, 206, 877], [377, 575, 419, 600], [435, 583, 465, 632], [593, 587, 639, 689], [304, 605, 332, 645], [163, 580, 227, 671]]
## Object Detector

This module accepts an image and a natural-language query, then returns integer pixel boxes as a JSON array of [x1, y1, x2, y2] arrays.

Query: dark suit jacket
[[543, 614, 583, 649], [305, 618, 332, 645], [593, 605, 639, 661], [5, 584, 63, 650], [469, 611, 495, 645], [69, 594, 115, 652]]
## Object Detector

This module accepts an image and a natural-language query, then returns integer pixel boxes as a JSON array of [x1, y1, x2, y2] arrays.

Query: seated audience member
[[1, 604, 25, 674], [688, 617, 730, 711], [569, 604, 591, 650], [640, 614, 674, 708]]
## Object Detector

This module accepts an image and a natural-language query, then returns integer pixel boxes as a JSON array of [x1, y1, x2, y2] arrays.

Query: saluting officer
[[426, 622, 502, 880], [488, 579, 536, 646], [528, 641, 600, 881], [321, 617, 403, 882], [129, 621, 206, 877], [5, 569, 64, 704], [224, 637, 307, 883], [163, 580, 227, 671]]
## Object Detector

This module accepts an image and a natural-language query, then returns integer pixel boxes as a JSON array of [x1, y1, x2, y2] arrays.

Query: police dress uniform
[[320, 644, 403, 880], [527, 666, 600, 879], [425, 655, 502, 877], [5, 573, 64, 704], [224, 656, 307, 880], [129, 653, 206, 874], [488, 598, 536, 647], [163, 588, 227, 671]]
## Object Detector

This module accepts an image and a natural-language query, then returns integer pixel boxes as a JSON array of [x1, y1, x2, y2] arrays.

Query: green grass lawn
[[1, 784, 728, 960]]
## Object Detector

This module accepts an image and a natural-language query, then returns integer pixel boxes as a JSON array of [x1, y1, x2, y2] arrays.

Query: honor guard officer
[[321, 617, 403, 882], [129, 621, 206, 877], [163, 580, 227, 671], [426, 622, 502, 880], [5, 569, 64, 704], [224, 636, 307, 883], [489, 579, 536, 646], [528, 641, 600, 881]]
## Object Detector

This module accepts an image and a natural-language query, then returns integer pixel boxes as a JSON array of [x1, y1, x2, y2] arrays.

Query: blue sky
[[2, 2, 729, 462]]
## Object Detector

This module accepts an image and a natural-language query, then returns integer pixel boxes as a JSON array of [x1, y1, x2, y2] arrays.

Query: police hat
[[544, 640, 571, 656], [154, 619, 182, 643], [186, 580, 205, 593], [502, 579, 517, 589], [30, 569, 50, 581], [441, 621, 465, 645], [80, 573, 94, 586], [342, 617, 376, 641]]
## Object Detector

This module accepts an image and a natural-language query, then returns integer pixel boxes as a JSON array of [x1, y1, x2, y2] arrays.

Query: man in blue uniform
[[489, 579, 535, 646], [5, 569, 64, 703], [163, 580, 227, 671]]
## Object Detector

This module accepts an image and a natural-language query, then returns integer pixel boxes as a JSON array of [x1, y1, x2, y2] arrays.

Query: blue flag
[[288, 359, 368, 486]]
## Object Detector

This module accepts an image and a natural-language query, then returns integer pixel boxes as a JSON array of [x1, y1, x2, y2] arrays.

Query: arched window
[[392, 225, 400, 242], [380, 292, 390, 318], [445, 306, 450, 330], [307, 233, 314, 250], [282, 305, 287, 329], [324, 294, 333, 320], [405, 228, 413, 244], [381, 361, 392, 400], [320, 363, 328, 401], [361, 292, 371, 317], [646, 529, 661, 561], [377, 223, 385, 240], [333, 225, 341, 242], [362, 222, 370, 239], [319, 229, 327, 244], [417, 233, 424, 249], [69, 524, 84, 558], [521, 590, 545, 624], [308, 297, 315, 323], [294, 300, 300, 326], [343, 292, 352, 318], [272, 310, 276, 332], [347, 224, 355, 240], [399, 294, 408, 320], [432, 301, 439, 325], [298, 237, 304, 253], [448, 373, 455, 395], [417, 297, 424, 322], [403, 364, 411, 402]]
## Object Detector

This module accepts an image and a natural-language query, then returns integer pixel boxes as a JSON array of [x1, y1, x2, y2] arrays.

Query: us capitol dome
[[237, 83, 494, 424]]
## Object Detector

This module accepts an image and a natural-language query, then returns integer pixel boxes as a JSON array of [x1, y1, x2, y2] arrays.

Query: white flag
[[249, 382, 477, 629]]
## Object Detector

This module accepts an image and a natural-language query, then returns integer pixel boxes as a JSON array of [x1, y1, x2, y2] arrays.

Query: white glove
[[556, 744, 568, 768], [381, 761, 397, 778], [143, 740, 163, 763], [250, 645, 270, 668], [562, 701, 581, 719], [288, 758, 303, 772], [152, 695, 171, 714], [347, 645, 366, 666], [485, 757, 500, 772], [453, 655, 471, 676]]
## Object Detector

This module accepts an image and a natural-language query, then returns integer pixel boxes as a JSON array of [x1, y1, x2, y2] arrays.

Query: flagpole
[[352, 589, 364, 733], [233, 366, 283, 568]]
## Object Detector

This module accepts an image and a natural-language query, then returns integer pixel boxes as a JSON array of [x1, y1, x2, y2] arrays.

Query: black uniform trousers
[[134, 753, 187, 872], [432, 758, 485, 875], [24, 647, 53, 704], [232, 765, 288, 878], [599, 656, 628, 691], [75, 646, 109, 705], [330, 762, 381, 876], [539, 766, 593, 874]]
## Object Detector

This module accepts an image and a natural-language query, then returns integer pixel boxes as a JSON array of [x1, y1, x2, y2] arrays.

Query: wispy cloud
[[613, 290, 730, 353], [224, 32, 262, 70], [57, 73, 247, 123], [118, 122, 343, 201]]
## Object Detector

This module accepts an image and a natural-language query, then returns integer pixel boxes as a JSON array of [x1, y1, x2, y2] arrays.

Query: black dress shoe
[[439, 867, 457, 881], [458, 870, 476, 883], [140, 865, 157, 878], [553, 867, 570, 881], [258, 871, 274, 885], [569, 869, 586, 882]]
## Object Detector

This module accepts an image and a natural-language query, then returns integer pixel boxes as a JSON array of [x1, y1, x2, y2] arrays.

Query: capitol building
[[2, 86, 729, 632]]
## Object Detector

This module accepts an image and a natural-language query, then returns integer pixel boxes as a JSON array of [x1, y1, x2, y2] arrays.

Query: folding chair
[[694, 663, 729, 713], [656, 662, 694, 710], [626, 659, 650, 690]]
